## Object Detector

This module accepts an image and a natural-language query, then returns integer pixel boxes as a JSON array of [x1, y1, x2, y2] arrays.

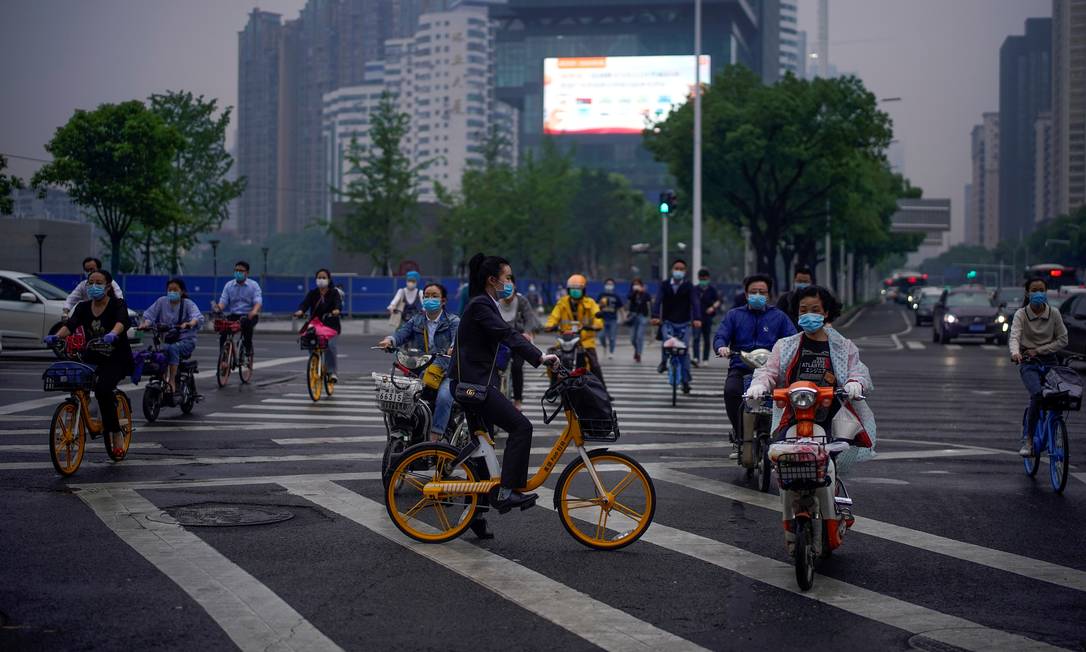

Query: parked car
[[0, 270, 140, 350], [1059, 293, 1086, 356], [931, 288, 1008, 345]]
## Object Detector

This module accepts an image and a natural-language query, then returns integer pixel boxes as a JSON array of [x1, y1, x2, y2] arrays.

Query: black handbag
[[453, 324, 497, 407]]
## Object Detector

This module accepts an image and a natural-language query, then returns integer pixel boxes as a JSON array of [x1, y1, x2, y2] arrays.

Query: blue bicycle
[[1020, 353, 1083, 494], [661, 324, 690, 407]]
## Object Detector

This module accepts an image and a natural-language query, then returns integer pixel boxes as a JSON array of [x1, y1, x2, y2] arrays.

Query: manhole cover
[[150, 503, 295, 527]]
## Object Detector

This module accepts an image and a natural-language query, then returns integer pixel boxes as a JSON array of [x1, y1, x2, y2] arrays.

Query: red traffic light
[[1050, 269, 1063, 277]]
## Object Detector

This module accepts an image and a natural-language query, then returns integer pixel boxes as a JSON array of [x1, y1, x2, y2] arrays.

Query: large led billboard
[[543, 55, 711, 135]]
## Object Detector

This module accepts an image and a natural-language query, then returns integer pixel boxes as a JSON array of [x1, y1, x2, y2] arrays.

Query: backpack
[[564, 372, 619, 441]]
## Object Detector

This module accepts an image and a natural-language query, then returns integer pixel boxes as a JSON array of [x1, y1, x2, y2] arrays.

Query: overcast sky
[[1, 0, 1053, 241]]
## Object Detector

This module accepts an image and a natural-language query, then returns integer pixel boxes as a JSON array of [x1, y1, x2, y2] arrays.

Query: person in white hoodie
[[387, 270, 422, 325], [63, 257, 123, 316]]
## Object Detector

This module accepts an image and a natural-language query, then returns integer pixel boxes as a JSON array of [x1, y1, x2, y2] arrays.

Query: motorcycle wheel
[[180, 375, 197, 414], [142, 386, 161, 423], [794, 519, 816, 591], [758, 436, 773, 493], [382, 438, 406, 487]]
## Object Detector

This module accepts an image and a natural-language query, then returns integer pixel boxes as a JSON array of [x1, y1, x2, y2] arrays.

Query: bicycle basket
[[578, 411, 621, 442], [42, 361, 96, 392], [371, 372, 421, 415], [772, 448, 830, 490], [214, 319, 241, 334], [1042, 366, 1082, 411], [299, 332, 322, 350]]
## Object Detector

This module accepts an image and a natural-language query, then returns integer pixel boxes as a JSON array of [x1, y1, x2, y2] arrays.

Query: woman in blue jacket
[[713, 274, 796, 446]]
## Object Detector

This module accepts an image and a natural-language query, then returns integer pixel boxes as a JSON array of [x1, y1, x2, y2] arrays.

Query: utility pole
[[691, 0, 703, 276], [824, 200, 832, 293], [34, 234, 47, 274]]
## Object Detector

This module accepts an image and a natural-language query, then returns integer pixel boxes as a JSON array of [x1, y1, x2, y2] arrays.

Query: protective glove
[[843, 381, 864, 400], [746, 383, 769, 399], [716, 346, 731, 358], [43, 335, 59, 346], [540, 353, 560, 367], [103, 332, 118, 345]]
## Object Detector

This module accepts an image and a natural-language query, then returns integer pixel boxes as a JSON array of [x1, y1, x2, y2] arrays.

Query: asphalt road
[[1, 303, 1084, 651]]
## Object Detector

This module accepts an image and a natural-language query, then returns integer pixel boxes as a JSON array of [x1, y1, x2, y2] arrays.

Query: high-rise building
[[998, 17, 1052, 241], [778, 1, 801, 78], [491, 0, 769, 198], [969, 113, 1000, 248], [236, 9, 283, 242], [322, 4, 518, 210], [1052, 0, 1086, 216], [816, 0, 829, 78], [1034, 111, 1056, 223]]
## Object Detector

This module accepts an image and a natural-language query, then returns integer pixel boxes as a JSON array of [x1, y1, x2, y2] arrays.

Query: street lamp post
[[261, 247, 269, 287], [209, 239, 220, 289], [692, 0, 703, 277], [33, 234, 47, 273]]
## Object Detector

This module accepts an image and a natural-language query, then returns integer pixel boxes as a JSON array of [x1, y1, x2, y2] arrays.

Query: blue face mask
[[798, 312, 825, 333], [234, 271, 246, 282], [422, 297, 442, 312], [747, 293, 767, 310], [672, 269, 686, 281], [87, 284, 106, 300], [499, 282, 515, 300], [1029, 291, 1048, 306], [794, 282, 810, 290], [167, 291, 181, 303]]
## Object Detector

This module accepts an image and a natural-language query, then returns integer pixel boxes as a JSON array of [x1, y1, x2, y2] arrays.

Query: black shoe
[[469, 517, 494, 540], [690, 359, 699, 368], [492, 490, 538, 514], [656, 361, 667, 374], [682, 382, 691, 394]]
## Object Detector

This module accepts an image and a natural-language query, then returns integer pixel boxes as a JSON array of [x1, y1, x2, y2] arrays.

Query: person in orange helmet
[[545, 273, 607, 388]]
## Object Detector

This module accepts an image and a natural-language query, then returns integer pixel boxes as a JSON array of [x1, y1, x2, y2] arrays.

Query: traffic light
[[966, 270, 978, 280], [658, 190, 677, 216]]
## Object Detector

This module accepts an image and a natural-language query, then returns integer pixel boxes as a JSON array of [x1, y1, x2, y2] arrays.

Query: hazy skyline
[[1, 0, 1054, 245]]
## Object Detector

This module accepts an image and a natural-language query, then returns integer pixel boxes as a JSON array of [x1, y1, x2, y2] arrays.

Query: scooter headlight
[[789, 388, 817, 409]]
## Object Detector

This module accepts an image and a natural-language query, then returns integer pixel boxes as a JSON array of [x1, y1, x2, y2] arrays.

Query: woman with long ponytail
[[452, 253, 558, 515]]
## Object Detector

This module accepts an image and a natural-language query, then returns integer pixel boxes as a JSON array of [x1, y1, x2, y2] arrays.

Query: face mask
[[569, 288, 583, 300], [499, 282, 515, 300], [406, 281, 417, 290], [604, 284, 615, 292], [698, 280, 709, 287], [315, 278, 329, 289], [528, 285, 536, 292], [672, 269, 685, 281], [234, 271, 246, 282], [422, 297, 442, 312], [167, 291, 181, 302], [747, 293, 767, 310], [87, 284, 106, 300], [798, 312, 825, 333], [1029, 291, 1047, 306], [632, 285, 643, 293], [795, 282, 810, 290]]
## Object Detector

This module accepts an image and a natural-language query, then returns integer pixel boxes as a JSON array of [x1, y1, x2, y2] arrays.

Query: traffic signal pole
[[692, 0, 703, 277]]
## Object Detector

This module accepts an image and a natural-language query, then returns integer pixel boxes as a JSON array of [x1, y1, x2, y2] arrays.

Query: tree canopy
[[0, 154, 24, 215]]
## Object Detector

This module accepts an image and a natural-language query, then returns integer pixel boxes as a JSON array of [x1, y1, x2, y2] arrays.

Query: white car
[[0, 270, 140, 350]]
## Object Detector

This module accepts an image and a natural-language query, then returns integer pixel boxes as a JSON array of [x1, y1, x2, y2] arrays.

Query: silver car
[[0, 270, 140, 350]]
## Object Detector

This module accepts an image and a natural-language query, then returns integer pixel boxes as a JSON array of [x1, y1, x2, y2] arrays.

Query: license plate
[[377, 390, 405, 403], [969, 324, 986, 332]]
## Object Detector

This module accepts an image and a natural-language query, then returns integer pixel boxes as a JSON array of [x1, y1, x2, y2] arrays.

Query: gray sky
[[1, 0, 1052, 242]]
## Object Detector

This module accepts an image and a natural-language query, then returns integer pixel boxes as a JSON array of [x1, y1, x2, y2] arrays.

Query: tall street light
[[261, 247, 269, 287], [209, 239, 220, 287], [34, 234, 47, 273], [692, 0, 704, 277]]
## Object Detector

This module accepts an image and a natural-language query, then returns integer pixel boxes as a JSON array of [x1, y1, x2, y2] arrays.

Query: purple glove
[[103, 332, 118, 344], [43, 335, 59, 346]]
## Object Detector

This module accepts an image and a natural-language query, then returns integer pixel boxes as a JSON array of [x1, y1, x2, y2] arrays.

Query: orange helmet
[[566, 274, 587, 289]]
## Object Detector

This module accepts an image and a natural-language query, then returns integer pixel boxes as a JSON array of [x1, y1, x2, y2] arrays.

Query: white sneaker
[[608, 353, 614, 360], [1018, 439, 1034, 457]]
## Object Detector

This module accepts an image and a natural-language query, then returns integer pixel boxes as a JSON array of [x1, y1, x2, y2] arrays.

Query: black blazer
[[452, 295, 543, 388], [298, 288, 342, 332]]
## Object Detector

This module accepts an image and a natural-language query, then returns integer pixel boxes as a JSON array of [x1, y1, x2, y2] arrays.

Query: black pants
[[220, 314, 259, 353], [584, 348, 606, 389], [724, 366, 749, 441], [475, 386, 534, 489], [95, 364, 128, 434], [511, 354, 525, 401], [695, 319, 714, 361]]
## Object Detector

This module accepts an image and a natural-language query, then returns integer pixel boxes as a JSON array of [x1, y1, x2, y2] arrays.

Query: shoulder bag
[[453, 301, 498, 406]]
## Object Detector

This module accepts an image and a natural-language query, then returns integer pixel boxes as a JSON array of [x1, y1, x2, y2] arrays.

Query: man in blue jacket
[[714, 274, 796, 444]]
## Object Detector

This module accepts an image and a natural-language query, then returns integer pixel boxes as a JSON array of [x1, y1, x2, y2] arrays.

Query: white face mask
[[406, 281, 417, 290], [316, 278, 329, 289]]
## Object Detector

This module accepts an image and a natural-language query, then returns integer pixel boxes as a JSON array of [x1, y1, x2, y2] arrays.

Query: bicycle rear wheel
[[306, 352, 322, 402], [384, 443, 479, 544], [239, 342, 254, 384], [555, 449, 656, 550], [49, 398, 85, 476], [106, 391, 133, 462], [1050, 417, 1069, 493], [216, 341, 232, 388], [1022, 408, 1040, 477]]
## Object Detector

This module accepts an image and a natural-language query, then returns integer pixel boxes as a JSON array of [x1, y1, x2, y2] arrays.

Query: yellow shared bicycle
[[383, 366, 656, 550]]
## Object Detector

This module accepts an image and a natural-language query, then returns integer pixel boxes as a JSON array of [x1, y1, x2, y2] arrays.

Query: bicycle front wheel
[[1022, 408, 1040, 477], [306, 352, 322, 402], [555, 450, 656, 550], [323, 352, 335, 397], [106, 391, 133, 462], [216, 341, 232, 388], [1050, 417, 1069, 493], [384, 443, 480, 544], [239, 342, 254, 384], [49, 398, 85, 476]]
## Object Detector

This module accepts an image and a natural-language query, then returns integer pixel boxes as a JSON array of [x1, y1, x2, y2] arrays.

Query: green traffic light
[[659, 202, 670, 214], [966, 270, 977, 279]]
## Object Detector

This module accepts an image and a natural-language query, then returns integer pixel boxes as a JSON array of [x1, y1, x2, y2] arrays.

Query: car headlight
[[944, 314, 958, 324], [912, 303, 919, 310], [996, 314, 1006, 324], [790, 388, 817, 409]]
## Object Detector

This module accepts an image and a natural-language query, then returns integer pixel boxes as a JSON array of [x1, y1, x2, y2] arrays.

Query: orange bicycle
[[383, 366, 656, 549]]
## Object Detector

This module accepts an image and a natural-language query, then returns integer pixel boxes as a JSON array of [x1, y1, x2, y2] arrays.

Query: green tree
[[327, 92, 433, 275], [150, 91, 246, 274], [569, 168, 653, 278], [644, 66, 897, 285], [31, 101, 181, 275], [0, 154, 24, 214]]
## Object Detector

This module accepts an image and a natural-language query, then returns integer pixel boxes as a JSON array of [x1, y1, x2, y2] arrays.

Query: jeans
[[599, 320, 618, 354], [630, 314, 647, 356], [325, 336, 338, 374], [661, 321, 691, 384], [432, 377, 454, 435], [1019, 356, 1056, 439], [165, 338, 196, 365]]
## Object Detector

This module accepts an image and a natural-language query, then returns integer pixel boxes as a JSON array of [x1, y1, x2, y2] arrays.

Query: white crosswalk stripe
[[905, 340, 925, 350]]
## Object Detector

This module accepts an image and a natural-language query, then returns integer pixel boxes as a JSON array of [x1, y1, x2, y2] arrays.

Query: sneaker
[[690, 359, 699, 368], [634, 353, 641, 363], [328, 373, 338, 384], [656, 361, 667, 374], [1018, 439, 1034, 457], [607, 352, 614, 360]]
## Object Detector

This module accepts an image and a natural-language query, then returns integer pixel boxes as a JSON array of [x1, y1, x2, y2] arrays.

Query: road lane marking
[[981, 344, 999, 350], [281, 480, 707, 652], [0, 423, 354, 437], [946, 344, 963, 350], [533, 487, 1057, 652], [266, 397, 728, 415], [905, 341, 925, 350], [648, 467, 1086, 595], [273, 436, 388, 445], [0, 442, 162, 452], [78, 487, 343, 652], [871, 449, 1001, 461]]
